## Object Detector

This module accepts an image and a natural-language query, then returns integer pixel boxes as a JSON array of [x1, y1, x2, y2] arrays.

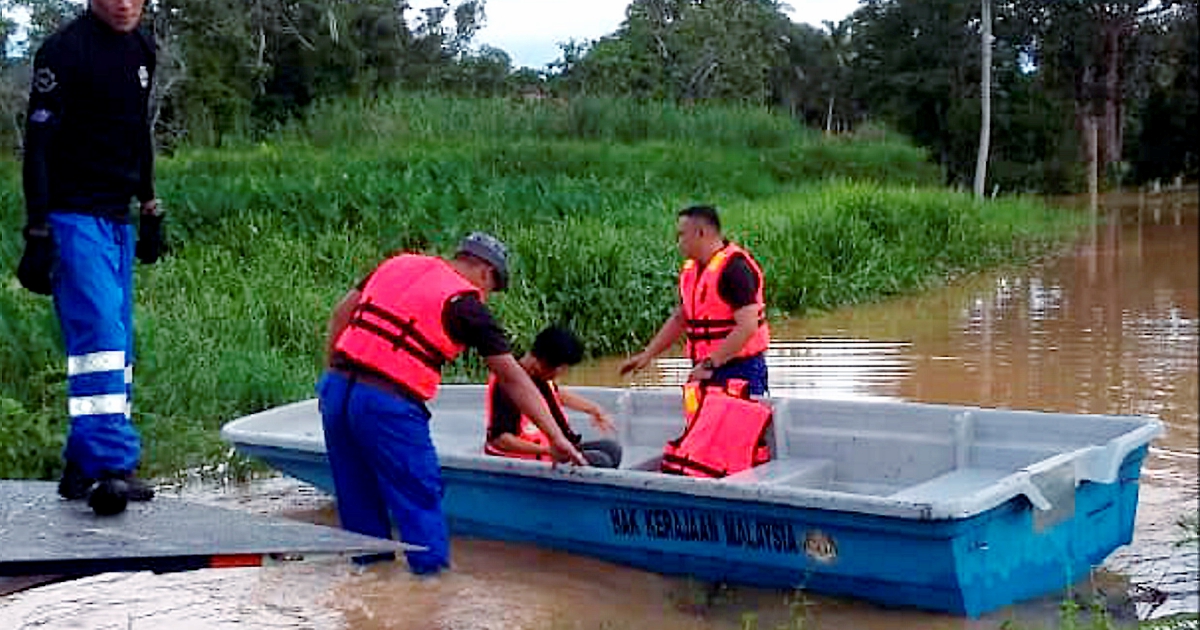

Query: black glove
[[16, 224, 55, 295], [136, 212, 165, 264]]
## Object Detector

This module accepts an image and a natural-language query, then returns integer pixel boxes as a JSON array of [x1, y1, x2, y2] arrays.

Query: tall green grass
[[0, 96, 1077, 477], [277, 94, 817, 148]]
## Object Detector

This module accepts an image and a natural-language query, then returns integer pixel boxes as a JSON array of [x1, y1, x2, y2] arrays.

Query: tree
[[847, 0, 1108, 191], [1011, 0, 1184, 183], [453, 45, 511, 96], [820, 19, 856, 134], [14, 0, 79, 53], [850, 0, 980, 183], [0, 2, 24, 154], [1127, 3, 1198, 183], [142, 0, 487, 141], [559, 0, 794, 104], [546, 39, 596, 96], [770, 22, 826, 123]]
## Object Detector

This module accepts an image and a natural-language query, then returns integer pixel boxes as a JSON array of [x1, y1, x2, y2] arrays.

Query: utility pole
[[974, 0, 992, 199], [1088, 116, 1099, 216]]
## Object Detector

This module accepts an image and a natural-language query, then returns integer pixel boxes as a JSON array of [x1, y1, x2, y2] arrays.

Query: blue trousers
[[49, 213, 140, 479], [316, 370, 449, 574], [709, 353, 769, 396]]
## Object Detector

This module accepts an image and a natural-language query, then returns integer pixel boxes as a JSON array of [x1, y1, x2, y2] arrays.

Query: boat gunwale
[[220, 393, 1163, 522]]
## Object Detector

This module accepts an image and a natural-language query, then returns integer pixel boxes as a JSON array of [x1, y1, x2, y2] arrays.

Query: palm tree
[[821, 19, 854, 135]]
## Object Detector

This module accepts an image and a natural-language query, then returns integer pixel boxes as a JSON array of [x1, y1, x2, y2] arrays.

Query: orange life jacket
[[661, 379, 773, 478], [332, 254, 480, 401], [483, 375, 567, 461], [678, 242, 770, 363]]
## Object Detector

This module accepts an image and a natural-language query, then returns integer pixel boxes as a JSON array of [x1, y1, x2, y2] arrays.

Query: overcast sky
[[422, 0, 864, 69], [7, 1, 862, 67]]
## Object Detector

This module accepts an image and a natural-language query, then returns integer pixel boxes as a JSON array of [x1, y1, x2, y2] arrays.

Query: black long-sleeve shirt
[[23, 11, 156, 226]]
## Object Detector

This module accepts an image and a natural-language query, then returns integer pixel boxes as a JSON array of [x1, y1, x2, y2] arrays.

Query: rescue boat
[[220, 385, 1161, 617]]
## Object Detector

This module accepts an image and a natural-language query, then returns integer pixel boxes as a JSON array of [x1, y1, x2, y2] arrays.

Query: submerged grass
[[0, 96, 1079, 478]]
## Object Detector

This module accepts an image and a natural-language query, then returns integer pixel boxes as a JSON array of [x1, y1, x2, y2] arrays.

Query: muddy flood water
[[1, 190, 1196, 629]]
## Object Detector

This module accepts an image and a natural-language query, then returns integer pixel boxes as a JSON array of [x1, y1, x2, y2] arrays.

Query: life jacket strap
[[348, 302, 449, 369]]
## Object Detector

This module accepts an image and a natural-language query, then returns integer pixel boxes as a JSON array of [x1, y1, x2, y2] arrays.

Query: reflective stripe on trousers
[[50, 213, 141, 479]]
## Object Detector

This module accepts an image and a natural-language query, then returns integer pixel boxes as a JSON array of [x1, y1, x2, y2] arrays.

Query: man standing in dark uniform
[[17, 0, 163, 515]]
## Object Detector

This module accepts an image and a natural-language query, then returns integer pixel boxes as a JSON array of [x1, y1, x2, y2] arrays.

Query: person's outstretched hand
[[588, 408, 617, 433], [549, 435, 588, 466], [618, 351, 651, 376]]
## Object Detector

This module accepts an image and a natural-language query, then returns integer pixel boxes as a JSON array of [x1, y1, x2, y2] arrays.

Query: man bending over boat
[[318, 233, 587, 575], [486, 326, 622, 467], [618, 205, 770, 394]]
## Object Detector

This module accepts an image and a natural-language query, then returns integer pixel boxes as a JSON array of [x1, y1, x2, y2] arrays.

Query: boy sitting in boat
[[486, 326, 622, 467]]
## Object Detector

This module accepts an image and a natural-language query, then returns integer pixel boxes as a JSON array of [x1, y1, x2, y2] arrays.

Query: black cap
[[456, 232, 509, 291]]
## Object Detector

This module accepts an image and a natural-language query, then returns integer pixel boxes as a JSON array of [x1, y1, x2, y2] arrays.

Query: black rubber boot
[[57, 461, 95, 500], [88, 478, 129, 516], [119, 474, 155, 502]]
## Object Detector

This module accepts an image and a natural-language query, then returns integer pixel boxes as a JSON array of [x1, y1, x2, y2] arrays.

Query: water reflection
[[765, 339, 913, 400], [624, 338, 917, 401]]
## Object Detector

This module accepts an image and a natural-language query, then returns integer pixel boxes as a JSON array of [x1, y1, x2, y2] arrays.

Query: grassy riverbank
[[0, 95, 1079, 479]]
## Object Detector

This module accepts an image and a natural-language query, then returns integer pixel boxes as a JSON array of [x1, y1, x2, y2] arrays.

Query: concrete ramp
[[0, 480, 404, 584]]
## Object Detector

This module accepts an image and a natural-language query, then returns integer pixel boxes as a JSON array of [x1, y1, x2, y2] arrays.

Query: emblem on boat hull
[[803, 530, 837, 563]]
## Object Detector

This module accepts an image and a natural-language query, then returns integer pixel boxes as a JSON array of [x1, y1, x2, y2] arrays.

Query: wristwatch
[[699, 358, 716, 370]]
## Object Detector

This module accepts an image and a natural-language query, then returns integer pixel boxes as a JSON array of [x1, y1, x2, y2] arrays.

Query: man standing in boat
[[486, 325, 622, 467], [619, 205, 770, 394], [319, 232, 587, 575]]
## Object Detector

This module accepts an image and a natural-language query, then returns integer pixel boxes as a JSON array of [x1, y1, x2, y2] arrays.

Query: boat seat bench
[[620, 446, 664, 471], [722, 457, 834, 487], [619, 447, 837, 488], [888, 467, 1013, 502]]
